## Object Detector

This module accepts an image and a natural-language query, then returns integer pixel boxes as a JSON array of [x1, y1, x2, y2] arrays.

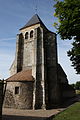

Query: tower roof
[[20, 14, 45, 30]]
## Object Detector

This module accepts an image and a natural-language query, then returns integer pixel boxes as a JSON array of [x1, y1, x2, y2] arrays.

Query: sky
[[0, 0, 80, 83]]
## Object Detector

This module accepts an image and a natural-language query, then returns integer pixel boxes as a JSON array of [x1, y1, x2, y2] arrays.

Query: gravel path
[[2, 108, 64, 120]]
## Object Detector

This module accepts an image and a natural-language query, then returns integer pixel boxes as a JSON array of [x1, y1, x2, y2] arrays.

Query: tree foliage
[[54, 0, 80, 73], [75, 81, 80, 90], [70, 81, 80, 90]]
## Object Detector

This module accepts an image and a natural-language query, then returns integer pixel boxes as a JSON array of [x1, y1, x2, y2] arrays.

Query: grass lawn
[[76, 90, 80, 95], [52, 102, 80, 120]]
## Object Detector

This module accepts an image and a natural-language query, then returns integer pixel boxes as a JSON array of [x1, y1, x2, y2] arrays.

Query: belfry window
[[15, 87, 19, 94], [25, 32, 28, 39], [30, 30, 33, 38]]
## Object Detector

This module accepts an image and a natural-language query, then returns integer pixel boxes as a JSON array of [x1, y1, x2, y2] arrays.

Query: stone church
[[4, 14, 75, 109]]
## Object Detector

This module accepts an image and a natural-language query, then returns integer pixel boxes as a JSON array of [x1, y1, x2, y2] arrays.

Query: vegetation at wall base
[[76, 90, 80, 95], [70, 81, 80, 90], [52, 102, 80, 120]]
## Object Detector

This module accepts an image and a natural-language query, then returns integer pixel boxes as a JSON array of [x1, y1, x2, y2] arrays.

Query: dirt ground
[[2, 108, 64, 120]]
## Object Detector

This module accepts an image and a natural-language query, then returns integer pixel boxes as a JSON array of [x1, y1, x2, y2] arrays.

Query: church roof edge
[[19, 14, 56, 35], [20, 14, 45, 30], [6, 69, 34, 82]]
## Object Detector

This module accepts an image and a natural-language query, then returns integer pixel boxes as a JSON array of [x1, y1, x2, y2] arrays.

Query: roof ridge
[[20, 14, 46, 30]]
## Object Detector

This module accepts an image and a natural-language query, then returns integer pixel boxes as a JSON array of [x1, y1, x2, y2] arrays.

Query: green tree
[[54, 0, 80, 73], [75, 81, 80, 90], [70, 83, 75, 89]]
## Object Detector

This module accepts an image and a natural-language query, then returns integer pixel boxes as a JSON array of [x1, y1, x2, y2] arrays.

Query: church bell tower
[[10, 14, 60, 109]]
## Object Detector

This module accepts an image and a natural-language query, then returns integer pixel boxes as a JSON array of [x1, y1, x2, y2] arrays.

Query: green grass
[[52, 102, 80, 120], [76, 90, 80, 95]]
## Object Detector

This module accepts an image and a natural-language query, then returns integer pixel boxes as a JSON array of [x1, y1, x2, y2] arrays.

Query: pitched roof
[[6, 69, 34, 82], [20, 14, 45, 30]]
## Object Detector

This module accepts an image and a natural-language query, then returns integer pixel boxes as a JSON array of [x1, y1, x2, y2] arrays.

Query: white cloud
[[0, 37, 16, 47], [0, 37, 16, 41]]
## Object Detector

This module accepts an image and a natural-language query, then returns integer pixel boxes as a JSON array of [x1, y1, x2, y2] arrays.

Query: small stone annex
[[3, 14, 75, 110]]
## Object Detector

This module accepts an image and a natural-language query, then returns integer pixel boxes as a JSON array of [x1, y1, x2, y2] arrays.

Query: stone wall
[[0, 80, 4, 119], [44, 31, 60, 108], [20, 23, 40, 71], [58, 64, 68, 84], [17, 33, 24, 72], [8, 18, 74, 110], [9, 60, 17, 76], [23, 38, 33, 70], [4, 81, 33, 109], [10, 24, 41, 76], [35, 27, 44, 109], [61, 84, 76, 99]]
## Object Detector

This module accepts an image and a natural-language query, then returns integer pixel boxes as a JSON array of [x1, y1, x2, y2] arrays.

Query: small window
[[25, 32, 28, 39], [30, 30, 33, 38], [15, 87, 19, 94]]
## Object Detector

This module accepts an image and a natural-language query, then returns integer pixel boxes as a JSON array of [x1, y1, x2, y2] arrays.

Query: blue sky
[[0, 0, 80, 83]]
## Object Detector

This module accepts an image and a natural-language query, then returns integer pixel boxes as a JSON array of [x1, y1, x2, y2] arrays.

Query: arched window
[[25, 32, 28, 39], [30, 30, 33, 38]]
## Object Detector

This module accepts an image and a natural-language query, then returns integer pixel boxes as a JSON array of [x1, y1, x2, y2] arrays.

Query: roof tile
[[6, 69, 34, 82], [20, 14, 45, 30]]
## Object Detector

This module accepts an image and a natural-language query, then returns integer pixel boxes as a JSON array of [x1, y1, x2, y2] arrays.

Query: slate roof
[[20, 14, 46, 30], [6, 69, 34, 82]]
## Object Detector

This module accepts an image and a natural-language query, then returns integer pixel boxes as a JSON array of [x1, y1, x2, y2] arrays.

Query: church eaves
[[6, 69, 34, 82], [20, 14, 46, 30]]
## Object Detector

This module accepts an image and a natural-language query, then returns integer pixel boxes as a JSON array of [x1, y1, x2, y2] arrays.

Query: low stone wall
[[61, 84, 76, 99], [0, 80, 4, 119], [4, 81, 33, 109]]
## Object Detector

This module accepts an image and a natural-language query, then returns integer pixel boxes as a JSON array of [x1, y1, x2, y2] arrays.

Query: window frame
[[15, 86, 20, 95], [25, 32, 28, 39], [30, 30, 33, 38]]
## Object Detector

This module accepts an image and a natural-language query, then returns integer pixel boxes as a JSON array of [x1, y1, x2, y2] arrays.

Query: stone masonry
[[4, 14, 75, 110]]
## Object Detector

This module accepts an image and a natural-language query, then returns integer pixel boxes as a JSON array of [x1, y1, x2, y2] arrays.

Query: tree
[[75, 81, 80, 90], [70, 83, 75, 89], [54, 0, 80, 73], [70, 81, 80, 90], [68, 41, 80, 74]]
